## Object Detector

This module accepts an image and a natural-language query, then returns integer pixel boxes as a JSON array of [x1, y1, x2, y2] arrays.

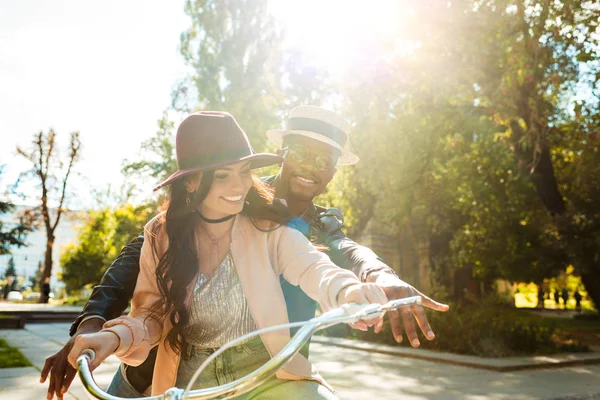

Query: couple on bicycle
[[42, 106, 449, 399]]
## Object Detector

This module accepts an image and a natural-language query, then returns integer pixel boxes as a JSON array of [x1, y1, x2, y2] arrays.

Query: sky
[[0, 0, 189, 208], [0, 0, 402, 210]]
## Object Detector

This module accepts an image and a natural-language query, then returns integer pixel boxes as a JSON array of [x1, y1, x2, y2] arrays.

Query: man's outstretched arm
[[41, 234, 144, 400], [318, 209, 449, 346]]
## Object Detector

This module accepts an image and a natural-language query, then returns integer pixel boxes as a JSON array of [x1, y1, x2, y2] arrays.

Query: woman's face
[[198, 160, 252, 218]]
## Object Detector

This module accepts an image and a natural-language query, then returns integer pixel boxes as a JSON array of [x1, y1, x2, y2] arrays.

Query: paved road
[[1, 323, 600, 399]]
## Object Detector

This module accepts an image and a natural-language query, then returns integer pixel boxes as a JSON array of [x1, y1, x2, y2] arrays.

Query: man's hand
[[40, 318, 104, 400], [369, 271, 449, 347]]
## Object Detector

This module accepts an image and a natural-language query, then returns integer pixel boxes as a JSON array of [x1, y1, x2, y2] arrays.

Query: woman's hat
[[153, 111, 282, 191], [266, 105, 359, 166]]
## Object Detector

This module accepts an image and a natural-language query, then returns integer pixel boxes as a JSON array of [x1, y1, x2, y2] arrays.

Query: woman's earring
[[186, 191, 195, 207]]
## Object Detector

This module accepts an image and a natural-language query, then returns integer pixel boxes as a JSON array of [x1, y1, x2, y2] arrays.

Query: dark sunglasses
[[282, 144, 338, 171]]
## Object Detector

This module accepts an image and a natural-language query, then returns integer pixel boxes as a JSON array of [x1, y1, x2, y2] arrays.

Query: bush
[[317, 296, 589, 357], [61, 296, 87, 306]]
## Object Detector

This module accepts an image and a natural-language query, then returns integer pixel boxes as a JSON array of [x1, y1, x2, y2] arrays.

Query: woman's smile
[[221, 194, 244, 203]]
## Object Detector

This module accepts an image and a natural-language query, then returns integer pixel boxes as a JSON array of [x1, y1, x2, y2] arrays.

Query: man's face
[[278, 135, 341, 201]]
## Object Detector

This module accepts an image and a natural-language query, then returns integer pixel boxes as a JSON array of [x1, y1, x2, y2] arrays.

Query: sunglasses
[[282, 144, 338, 171]]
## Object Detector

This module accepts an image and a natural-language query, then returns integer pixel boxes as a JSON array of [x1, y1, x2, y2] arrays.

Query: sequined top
[[182, 250, 258, 350]]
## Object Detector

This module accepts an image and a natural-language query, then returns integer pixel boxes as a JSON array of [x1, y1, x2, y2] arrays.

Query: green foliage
[[315, 166, 372, 235], [176, 0, 284, 151], [0, 338, 31, 368], [317, 0, 600, 300], [0, 202, 32, 255], [165, 0, 600, 303], [0, 166, 33, 255], [61, 295, 89, 306], [59, 203, 154, 293], [422, 301, 588, 356]]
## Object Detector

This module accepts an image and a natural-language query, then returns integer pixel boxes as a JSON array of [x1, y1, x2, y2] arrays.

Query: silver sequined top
[[182, 250, 258, 350]]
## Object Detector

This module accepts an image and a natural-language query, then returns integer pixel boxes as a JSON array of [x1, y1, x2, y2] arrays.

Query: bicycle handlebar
[[77, 296, 421, 400]]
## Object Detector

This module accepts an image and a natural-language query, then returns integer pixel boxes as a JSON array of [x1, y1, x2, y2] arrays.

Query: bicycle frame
[[77, 296, 421, 400]]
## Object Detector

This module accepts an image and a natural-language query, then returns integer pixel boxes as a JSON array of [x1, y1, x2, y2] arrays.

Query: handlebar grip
[[80, 349, 96, 362]]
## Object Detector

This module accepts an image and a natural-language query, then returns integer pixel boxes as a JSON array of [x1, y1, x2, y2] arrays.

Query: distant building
[[0, 205, 85, 292]]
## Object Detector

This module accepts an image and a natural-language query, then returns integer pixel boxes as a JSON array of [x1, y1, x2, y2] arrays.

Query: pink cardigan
[[102, 213, 361, 395]]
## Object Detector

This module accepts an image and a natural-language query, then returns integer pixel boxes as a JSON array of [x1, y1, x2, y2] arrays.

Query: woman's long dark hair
[[148, 172, 290, 353]]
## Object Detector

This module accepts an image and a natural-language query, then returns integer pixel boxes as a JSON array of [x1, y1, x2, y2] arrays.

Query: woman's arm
[[275, 226, 387, 312]]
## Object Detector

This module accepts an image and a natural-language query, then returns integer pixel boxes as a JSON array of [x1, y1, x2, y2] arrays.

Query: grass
[[0, 338, 31, 368]]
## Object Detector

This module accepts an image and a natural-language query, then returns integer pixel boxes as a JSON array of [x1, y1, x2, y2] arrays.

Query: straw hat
[[266, 105, 359, 166]]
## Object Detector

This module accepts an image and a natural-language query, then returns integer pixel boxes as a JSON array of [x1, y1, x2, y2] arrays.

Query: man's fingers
[[420, 295, 450, 312], [388, 309, 404, 343], [374, 317, 384, 334], [40, 355, 56, 383], [47, 372, 56, 400], [401, 309, 420, 347], [50, 360, 67, 400], [412, 305, 435, 340], [61, 367, 77, 395]]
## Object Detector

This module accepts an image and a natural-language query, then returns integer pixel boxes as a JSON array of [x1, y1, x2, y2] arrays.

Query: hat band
[[179, 146, 253, 170], [287, 117, 347, 147]]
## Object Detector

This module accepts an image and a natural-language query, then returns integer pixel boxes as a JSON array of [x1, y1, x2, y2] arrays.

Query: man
[[41, 106, 449, 399]]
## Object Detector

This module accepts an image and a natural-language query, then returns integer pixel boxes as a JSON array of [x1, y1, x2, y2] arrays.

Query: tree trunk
[[580, 262, 600, 311], [39, 233, 54, 303], [528, 143, 565, 215]]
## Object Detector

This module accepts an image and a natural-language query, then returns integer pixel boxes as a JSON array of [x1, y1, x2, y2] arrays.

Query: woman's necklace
[[197, 211, 235, 224]]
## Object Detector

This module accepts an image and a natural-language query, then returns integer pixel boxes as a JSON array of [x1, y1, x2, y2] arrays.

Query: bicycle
[[77, 296, 422, 400]]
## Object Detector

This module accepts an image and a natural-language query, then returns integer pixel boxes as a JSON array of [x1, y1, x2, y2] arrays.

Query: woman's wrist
[[101, 329, 122, 353], [335, 282, 359, 305]]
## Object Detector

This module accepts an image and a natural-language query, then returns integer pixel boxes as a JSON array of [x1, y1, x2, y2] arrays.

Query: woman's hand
[[67, 331, 120, 371], [337, 283, 388, 331]]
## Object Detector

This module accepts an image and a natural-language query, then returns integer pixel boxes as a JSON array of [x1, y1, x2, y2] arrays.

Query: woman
[[68, 111, 386, 399]]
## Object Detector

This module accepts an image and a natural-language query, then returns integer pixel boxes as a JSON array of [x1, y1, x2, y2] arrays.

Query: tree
[[60, 203, 153, 293], [17, 130, 81, 303], [29, 261, 43, 290], [324, 0, 598, 299], [0, 166, 34, 255], [4, 257, 16, 278], [174, 0, 285, 151], [424, 0, 600, 306], [0, 201, 33, 255]]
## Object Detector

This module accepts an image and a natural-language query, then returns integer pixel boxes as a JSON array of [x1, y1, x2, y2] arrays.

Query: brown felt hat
[[153, 111, 282, 191]]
